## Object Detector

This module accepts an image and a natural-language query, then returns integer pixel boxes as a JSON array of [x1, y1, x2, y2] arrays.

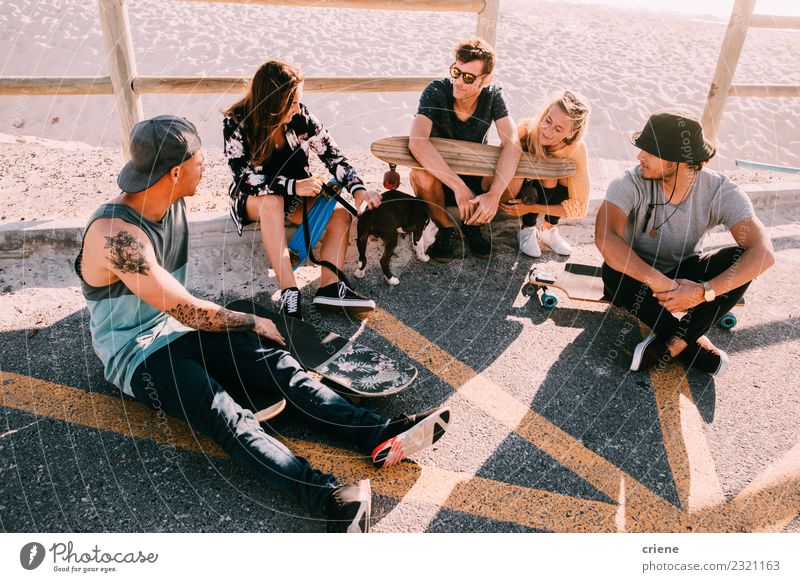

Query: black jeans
[[601, 246, 749, 345], [519, 180, 569, 227], [129, 330, 389, 515]]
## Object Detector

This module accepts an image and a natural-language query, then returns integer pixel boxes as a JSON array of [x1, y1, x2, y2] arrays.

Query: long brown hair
[[520, 90, 590, 160], [224, 60, 304, 166]]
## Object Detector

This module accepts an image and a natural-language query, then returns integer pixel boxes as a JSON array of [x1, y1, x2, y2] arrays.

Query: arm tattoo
[[168, 304, 255, 332], [104, 231, 150, 275]]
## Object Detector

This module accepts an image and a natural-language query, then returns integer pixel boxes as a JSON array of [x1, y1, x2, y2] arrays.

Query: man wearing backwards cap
[[74, 115, 450, 532], [595, 110, 775, 375]]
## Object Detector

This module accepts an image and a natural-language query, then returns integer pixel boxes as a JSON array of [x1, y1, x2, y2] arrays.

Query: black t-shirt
[[416, 78, 510, 143]]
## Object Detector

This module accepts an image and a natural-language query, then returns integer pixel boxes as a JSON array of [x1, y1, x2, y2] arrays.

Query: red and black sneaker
[[371, 407, 450, 469], [681, 336, 730, 376]]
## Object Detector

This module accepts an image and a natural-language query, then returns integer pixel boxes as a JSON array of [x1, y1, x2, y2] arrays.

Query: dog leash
[[300, 180, 358, 288]]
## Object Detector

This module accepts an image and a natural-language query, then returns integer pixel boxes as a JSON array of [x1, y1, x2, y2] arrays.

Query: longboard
[[371, 136, 576, 179], [523, 263, 743, 330], [254, 399, 286, 423], [226, 299, 417, 396]]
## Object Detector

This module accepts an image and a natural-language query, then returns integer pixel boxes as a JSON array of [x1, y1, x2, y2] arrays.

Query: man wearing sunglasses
[[409, 38, 521, 262]]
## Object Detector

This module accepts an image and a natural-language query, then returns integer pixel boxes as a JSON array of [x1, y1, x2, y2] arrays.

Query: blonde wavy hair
[[519, 90, 590, 160]]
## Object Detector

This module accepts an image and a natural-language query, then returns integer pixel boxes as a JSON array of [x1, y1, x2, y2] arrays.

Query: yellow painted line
[[0, 370, 616, 532], [691, 440, 800, 532], [648, 360, 725, 513], [365, 308, 688, 532]]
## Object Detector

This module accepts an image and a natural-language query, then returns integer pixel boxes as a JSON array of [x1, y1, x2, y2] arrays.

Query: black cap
[[631, 110, 715, 164], [117, 115, 202, 193]]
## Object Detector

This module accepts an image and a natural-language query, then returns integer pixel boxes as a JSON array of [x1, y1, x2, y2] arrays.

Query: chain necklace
[[647, 169, 697, 238]]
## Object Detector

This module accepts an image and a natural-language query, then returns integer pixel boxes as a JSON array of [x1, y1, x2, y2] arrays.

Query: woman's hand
[[355, 189, 382, 212], [499, 199, 536, 217], [295, 176, 324, 197]]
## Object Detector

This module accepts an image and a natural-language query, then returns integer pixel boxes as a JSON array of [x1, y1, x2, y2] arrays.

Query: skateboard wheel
[[383, 168, 400, 190], [541, 293, 558, 309], [718, 313, 737, 330], [521, 282, 535, 297]]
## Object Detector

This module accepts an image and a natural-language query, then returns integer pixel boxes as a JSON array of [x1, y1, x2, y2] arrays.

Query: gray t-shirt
[[605, 166, 754, 272]]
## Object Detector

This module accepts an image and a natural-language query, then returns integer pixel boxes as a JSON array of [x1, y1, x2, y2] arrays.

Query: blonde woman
[[500, 90, 590, 257]]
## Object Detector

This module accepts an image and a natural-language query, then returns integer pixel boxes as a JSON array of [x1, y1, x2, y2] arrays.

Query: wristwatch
[[701, 281, 716, 302]]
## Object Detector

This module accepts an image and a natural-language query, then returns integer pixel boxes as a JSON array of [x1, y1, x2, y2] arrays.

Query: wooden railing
[[702, 0, 800, 142], [0, 0, 500, 158]]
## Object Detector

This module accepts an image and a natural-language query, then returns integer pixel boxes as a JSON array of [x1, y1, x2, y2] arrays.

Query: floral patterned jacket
[[223, 103, 365, 234]]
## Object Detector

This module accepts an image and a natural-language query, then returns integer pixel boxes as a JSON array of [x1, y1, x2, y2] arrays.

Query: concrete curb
[[2, 183, 799, 259]]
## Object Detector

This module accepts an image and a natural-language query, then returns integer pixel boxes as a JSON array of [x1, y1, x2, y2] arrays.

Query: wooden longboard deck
[[371, 136, 576, 179], [226, 299, 417, 397], [528, 263, 608, 302], [254, 399, 286, 423], [527, 263, 745, 307]]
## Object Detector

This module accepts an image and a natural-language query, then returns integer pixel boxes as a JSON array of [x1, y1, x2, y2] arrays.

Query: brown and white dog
[[354, 190, 437, 285]]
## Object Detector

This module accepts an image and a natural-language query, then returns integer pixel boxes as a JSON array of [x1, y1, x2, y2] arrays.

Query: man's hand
[[253, 316, 286, 346], [295, 176, 324, 197], [652, 278, 705, 313], [453, 184, 476, 222], [466, 193, 500, 225]]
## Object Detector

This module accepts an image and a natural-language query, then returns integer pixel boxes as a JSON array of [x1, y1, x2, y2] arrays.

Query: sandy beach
[[1, 0, 800, 223]]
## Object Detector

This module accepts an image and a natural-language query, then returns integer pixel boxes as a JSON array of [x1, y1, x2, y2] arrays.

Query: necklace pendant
[[648, 229, 658, 238]]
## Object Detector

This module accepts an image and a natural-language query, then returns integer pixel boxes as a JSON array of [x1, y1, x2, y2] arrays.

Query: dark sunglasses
[[449, 63, 486, 85]]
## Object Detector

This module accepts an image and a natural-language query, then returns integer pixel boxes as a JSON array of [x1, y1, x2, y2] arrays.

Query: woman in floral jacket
[[223, 60, 381, 318]]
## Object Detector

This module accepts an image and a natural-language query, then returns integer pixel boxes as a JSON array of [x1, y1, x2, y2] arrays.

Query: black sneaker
[[681, 336, 730, 376], [312, 281, 376, 312], [463, 224, 492, 258], [325, 480, 371, 533], [427, 227, 456, 263], [371, 407, 450, 469], [630, 334, 671, 372], [277, 287, 302, 319]]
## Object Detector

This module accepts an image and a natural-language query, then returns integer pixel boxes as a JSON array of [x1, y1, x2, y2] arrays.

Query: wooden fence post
[[701, 0, 756, 143], [97, 0, 142, 159], [476, 0, 500, 47]]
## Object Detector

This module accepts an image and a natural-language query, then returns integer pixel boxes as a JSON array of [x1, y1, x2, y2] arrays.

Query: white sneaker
[[540, 226, 572, 256], [518, 226, 542, 258]]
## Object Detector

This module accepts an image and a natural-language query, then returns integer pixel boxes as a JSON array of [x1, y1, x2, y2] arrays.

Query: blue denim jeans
[[129, 330, 389, 515]]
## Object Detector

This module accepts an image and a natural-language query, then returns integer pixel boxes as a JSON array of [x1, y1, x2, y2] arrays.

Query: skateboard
[[254, 399, 286, 424], [288, 180, 343, 270], [523, 263, 742, 330], [370, 136, 576, 188], [226, 299, 417, 396]]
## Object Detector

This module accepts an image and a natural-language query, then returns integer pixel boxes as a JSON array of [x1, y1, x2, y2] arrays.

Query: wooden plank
[[133, 75, 437, 94], [729, 84, 800, 97], [185, 0, 484, 12], [701, 0, 756, 142], [371, 136, 575, 179], [0, 77, 113, 95], [749, 14, 800, 29], [97, 0, 142, 159], [475, 0, 500, 46]]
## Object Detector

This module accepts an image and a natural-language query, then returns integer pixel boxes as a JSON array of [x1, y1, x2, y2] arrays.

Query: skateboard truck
[[529, 268, 558, 308], [383, 164, 400, 190]]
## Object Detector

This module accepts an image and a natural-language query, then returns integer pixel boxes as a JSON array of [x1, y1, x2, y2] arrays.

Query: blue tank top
[[75, 200, 192, 396]]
